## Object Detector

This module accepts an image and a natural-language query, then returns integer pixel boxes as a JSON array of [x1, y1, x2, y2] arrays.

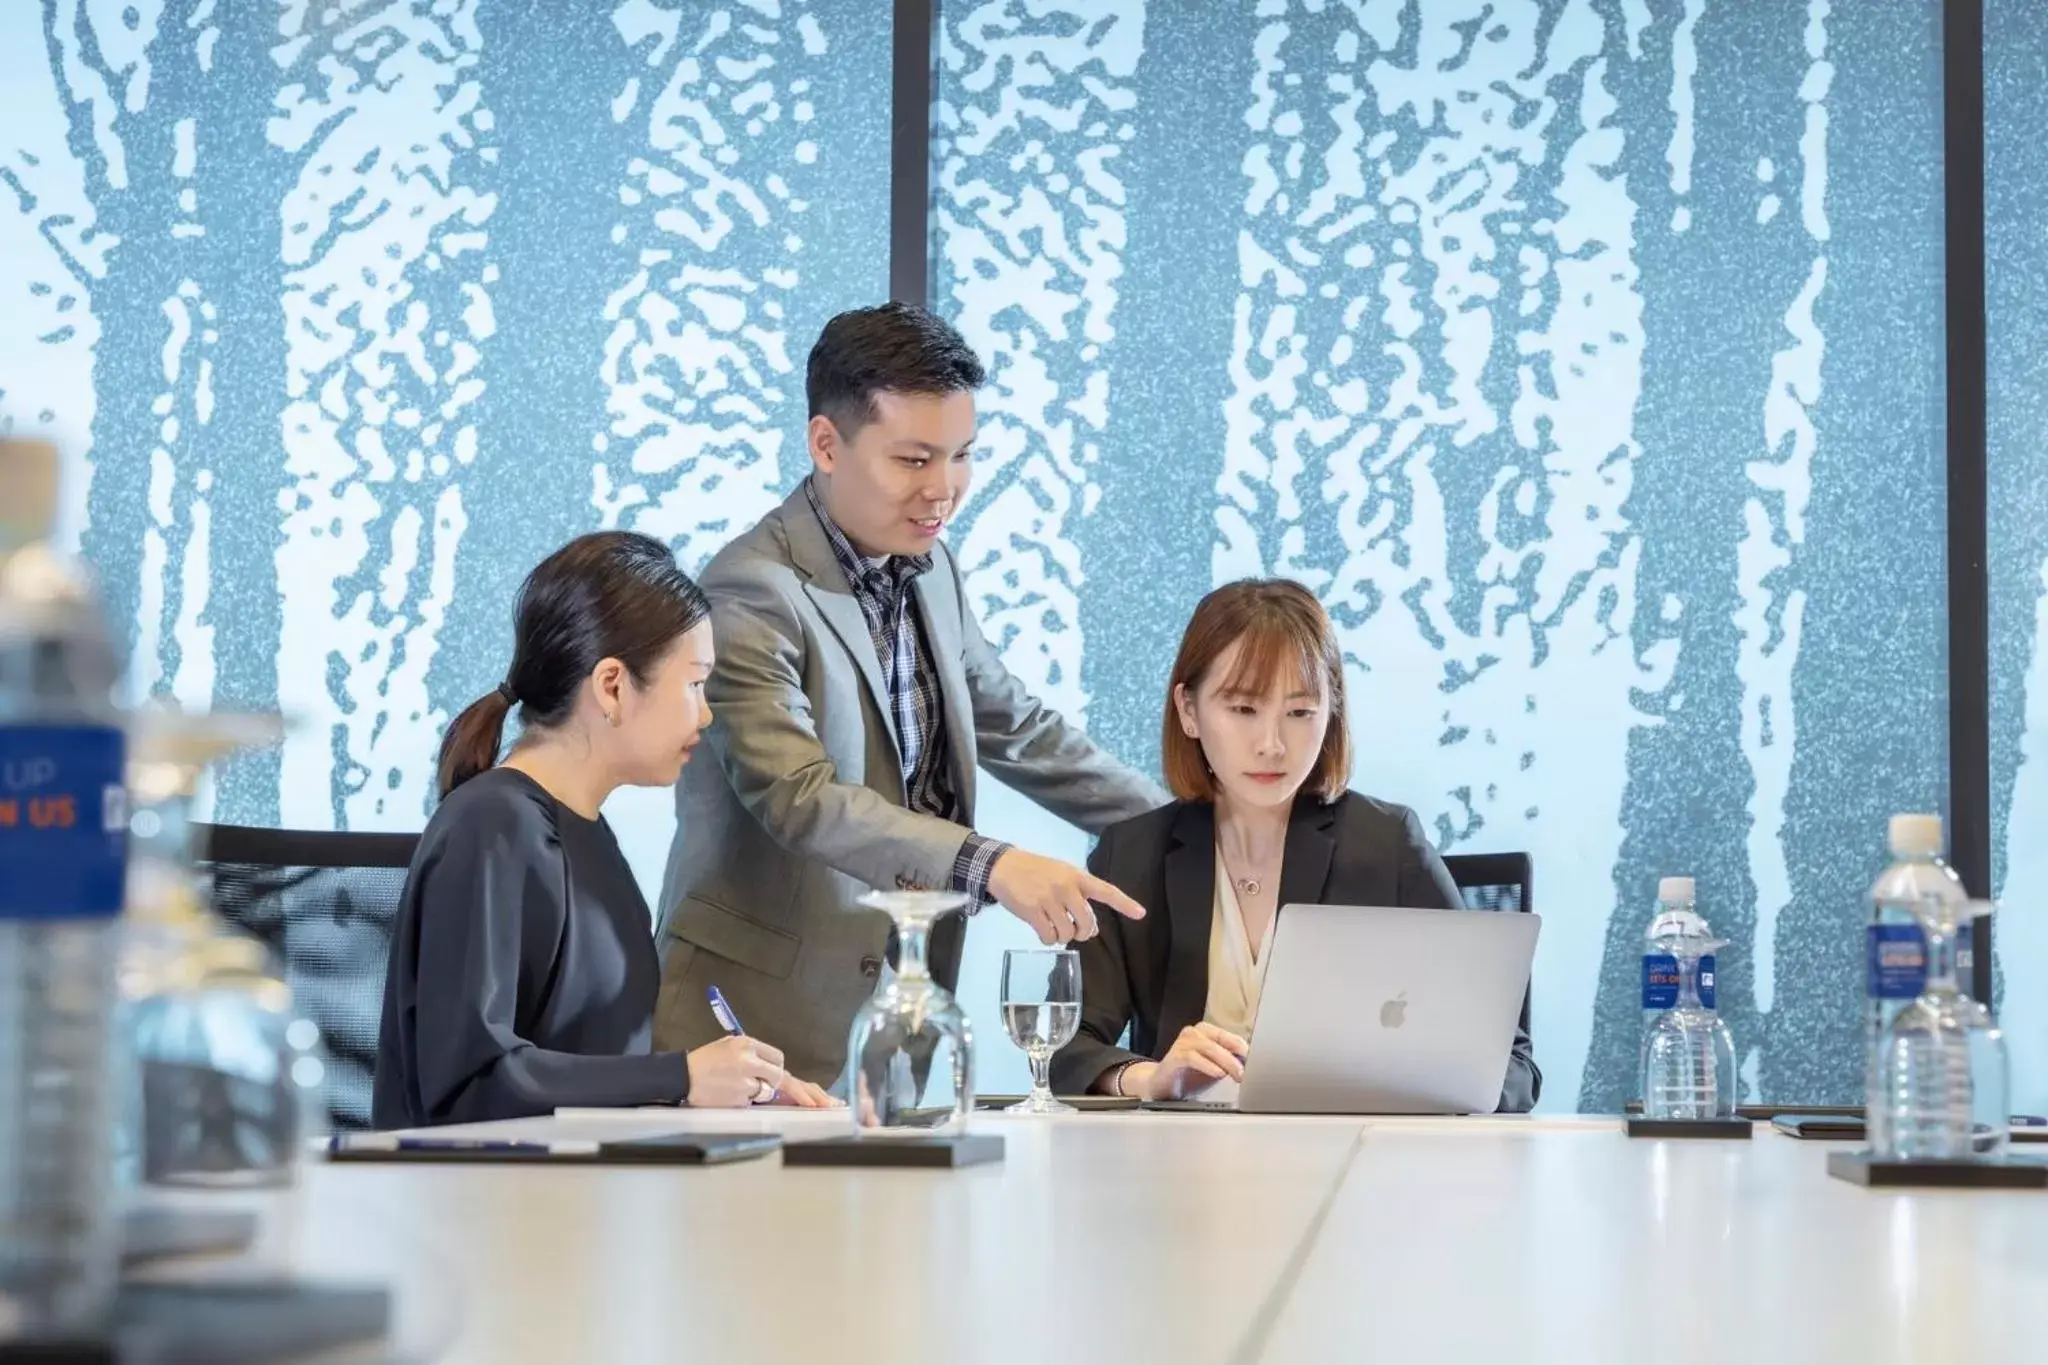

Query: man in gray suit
[[654, 303, 1168, 1085]]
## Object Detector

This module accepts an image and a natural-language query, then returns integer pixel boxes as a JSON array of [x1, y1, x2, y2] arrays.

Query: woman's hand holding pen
[[684, 1034, 788, 1108], [766, 1076, 839, 1108], [697, 984, 838, 1107]]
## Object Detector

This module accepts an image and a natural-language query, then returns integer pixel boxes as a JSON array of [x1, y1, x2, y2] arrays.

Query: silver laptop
[[1177, 903, 1540, 1115]]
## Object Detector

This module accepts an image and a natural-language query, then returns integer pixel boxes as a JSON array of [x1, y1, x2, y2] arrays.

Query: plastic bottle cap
[[1657, 876, 1694, 904], [0, 438, 59, 548], [1888, 813, 1944, 857]]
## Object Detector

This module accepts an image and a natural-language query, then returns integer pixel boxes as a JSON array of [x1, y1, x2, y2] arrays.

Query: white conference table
[[161, 1107, 2048, 1364]]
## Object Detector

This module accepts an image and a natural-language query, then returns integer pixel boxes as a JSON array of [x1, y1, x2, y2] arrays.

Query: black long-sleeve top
[[371, 767, 691, 1128]]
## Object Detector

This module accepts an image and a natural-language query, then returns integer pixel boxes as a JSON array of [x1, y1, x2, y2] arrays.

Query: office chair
[[193, 824, 419, 1131], [1442, 850, 1535, 1039]]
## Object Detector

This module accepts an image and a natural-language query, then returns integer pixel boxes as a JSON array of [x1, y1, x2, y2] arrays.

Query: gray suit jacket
[[653, 484, 1168, 1085]]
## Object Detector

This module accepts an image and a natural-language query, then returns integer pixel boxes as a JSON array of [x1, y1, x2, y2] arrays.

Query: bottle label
[[1867, 923, 1926, 1000], [0, 724, 127, 920], [1642, 953, 1679, 1010], [1697, 954, 1717, 1011]]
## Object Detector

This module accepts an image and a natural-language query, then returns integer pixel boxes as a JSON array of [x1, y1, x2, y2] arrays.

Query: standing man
[[653, 303, 1168, 1085]]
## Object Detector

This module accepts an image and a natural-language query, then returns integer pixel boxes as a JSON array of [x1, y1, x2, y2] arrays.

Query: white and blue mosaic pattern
[[2, 1, 1955, 1108]]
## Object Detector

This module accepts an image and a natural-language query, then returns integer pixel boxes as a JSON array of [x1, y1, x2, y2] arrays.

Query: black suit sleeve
[[1050, 824, 1146, 1094], [406, 811, 692, 1124], [1393, 807, 1543, 1115]]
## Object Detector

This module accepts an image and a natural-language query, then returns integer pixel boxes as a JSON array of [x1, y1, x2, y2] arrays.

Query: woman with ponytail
[[372, 531, 834, 1127]]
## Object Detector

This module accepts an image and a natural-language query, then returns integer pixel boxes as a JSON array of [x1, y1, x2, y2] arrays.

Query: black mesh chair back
[[1442, 851, 1535, 1039], [193, 824, 419, 1131]]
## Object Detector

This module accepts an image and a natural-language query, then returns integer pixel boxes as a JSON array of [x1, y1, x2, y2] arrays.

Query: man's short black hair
[[806, 302, 986, 437]]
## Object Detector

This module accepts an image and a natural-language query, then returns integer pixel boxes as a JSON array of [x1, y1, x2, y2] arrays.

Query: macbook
[[1154, 902, 1540, 1115]]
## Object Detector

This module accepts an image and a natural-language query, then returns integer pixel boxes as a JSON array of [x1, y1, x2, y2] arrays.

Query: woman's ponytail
[[436, 686, 515, 797]]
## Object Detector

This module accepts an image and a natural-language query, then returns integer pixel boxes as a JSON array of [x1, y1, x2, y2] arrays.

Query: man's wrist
[[949, 834, 1013, 911]]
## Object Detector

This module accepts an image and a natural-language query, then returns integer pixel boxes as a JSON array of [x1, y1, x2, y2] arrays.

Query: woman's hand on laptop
[[1121, 1024, 1248, 1101]]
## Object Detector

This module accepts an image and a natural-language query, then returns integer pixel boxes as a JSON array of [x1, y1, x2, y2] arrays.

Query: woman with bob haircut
[[1048, 578, 1539, 1112]]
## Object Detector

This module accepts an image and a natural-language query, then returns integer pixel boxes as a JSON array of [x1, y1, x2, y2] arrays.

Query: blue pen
[[707, 985, 777, 1102]]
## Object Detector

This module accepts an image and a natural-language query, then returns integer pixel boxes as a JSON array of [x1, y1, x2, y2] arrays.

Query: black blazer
[[1050, 791, 1541, 1113]]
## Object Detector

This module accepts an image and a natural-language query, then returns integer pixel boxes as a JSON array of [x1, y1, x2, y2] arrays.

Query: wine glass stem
[[1677, 954, 1703, 1009], [1924, 921, 1959, 994], [897, 920, 931, 982], [1027, 1048, 1053, 1101]]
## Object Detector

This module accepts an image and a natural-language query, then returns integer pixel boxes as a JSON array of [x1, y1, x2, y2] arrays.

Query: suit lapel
[[911, 553, 978, 817], [1276, 798, 1338, 912], [1157, 800, 1335, 1045], [1158, 802, 1216, 1044], [783, 488, 901, 770]]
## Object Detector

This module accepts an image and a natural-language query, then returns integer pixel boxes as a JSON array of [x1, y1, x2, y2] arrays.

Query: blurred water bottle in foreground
[[0, 438, 128, 1340]]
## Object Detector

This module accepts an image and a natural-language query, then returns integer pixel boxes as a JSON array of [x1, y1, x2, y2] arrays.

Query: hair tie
[[496, 681, 518, 705]]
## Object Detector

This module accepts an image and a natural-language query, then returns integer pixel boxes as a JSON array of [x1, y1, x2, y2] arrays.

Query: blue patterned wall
[[1989, 0, 2048, 1116], [0, 0, 890, 895], [935, 0, 1948, 1108], [2, 1, 1951, 1109]]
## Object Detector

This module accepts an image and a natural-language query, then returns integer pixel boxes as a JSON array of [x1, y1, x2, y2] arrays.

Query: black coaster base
[[0, 1344, 115, 1364], [121, 1206, 259, 1266], [0, 1279, 389, 1364], [782, 1133, 1005, 1168], [1826, 1150, 2048, 1189], [1626, 1117, 1753, 1140]]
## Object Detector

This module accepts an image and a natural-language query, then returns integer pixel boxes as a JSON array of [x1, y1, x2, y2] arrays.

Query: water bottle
[[1641, 875, 1711, 1020], [0, 438, 128, 1338], [1873, 893, 1994, 1160], [1864, 814, 1964, 1158], [1639, 877, 1736, 1119]]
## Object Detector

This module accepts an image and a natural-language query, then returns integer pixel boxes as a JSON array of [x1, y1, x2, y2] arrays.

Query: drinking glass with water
[[1000, 949, 1081, 1115]]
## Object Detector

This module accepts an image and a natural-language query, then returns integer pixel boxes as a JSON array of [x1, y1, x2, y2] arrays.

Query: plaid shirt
[[805, 478, 1010, 904]]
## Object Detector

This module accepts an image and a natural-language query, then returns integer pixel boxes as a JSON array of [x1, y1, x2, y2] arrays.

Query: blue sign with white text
[[1867, 923, 1927, 1000], [1642, 954, 1680, 1011], [0, 725, 126, 920]]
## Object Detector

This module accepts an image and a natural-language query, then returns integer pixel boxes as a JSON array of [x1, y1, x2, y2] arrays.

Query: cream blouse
[[1203, 847, 1277, 1041]]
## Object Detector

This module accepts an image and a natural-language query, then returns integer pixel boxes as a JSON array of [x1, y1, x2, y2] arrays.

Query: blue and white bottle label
[[1642, 953, 1680, 1010], [1867, 923, 1927, 1000], [0, 724, 126, 920], [1696, 954, 1717, 1011]]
